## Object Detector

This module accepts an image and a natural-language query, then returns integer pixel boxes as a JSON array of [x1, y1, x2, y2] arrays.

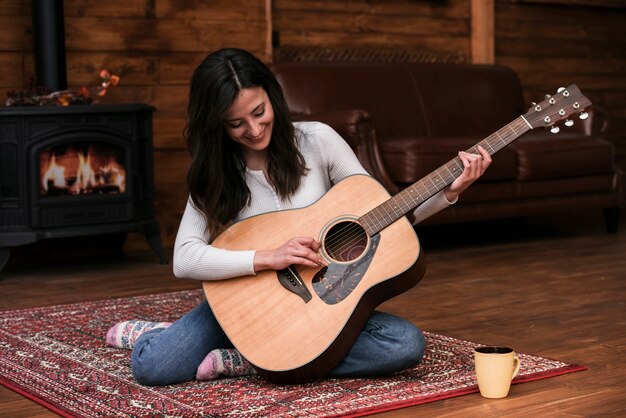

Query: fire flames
[[40, 145, 126, 196]]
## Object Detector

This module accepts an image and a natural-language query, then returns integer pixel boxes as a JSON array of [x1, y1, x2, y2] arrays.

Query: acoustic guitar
[[203, 85, 591, 383]]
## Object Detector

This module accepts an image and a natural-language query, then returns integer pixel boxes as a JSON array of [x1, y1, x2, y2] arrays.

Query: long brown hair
[[184, 48, 307, 238]]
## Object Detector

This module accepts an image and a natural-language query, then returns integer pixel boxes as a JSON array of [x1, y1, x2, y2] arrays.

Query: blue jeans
[[131, 301, 426, 386]]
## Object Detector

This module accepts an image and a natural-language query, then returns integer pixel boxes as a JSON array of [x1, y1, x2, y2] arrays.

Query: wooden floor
[[1, 212, 625, 417]]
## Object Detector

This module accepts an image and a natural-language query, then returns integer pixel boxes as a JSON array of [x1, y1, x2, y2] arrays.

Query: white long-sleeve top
[[173, 121, 455, 281]]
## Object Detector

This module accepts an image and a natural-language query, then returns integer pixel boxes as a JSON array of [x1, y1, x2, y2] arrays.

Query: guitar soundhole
[[323, 221, 368, 263]]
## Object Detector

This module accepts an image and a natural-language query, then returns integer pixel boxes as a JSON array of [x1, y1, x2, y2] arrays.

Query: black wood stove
[[0, 105, 165, 272], [0, 0, 164, 273]]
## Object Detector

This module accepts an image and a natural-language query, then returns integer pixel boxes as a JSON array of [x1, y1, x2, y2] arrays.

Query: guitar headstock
[[523, 85, 592, 133]]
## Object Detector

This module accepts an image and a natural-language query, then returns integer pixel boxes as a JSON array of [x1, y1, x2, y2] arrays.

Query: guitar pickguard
[[312, 234, 380, 305]]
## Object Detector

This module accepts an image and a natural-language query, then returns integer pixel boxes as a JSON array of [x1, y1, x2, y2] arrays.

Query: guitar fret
[[495, 131, 507, 146], [421, 179, 430, 193], [362, 218, 376, 237], [396, 197, 407, 213], [397, 192, 412, 211], [444, 161, 461, 178], [427, 176, 439, 193], [508, 124, 517, 136], [378, 204, 392, 225], [396, 201, 407, 215], [418, 186, 428, 201], [449, 159, 463, 174], [408, 189, 418, 206], [381, 202, 396, 223], [361, 214, 371, 235], [387, 201, 399, 218], [371, 207, 385, 230], [435, 169, 446, 184], [413, 186, 425, 200], [369, 216, 378, 228], [482, 138, 496, 153], [486, 137, 500, 153], [405, 188, 417, 206], [388, 200, 402, 217]]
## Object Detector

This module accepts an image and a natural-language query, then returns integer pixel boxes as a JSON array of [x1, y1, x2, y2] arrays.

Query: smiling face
[[224, 87, 275, 168]]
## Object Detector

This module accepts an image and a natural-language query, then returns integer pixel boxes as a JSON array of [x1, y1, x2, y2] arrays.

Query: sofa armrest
[[589, 106, 609, 136], [563, 106, 609, 136], [292, 110, 399, 194]]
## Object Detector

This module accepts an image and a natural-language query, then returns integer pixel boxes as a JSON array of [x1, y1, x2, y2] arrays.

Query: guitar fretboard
[[359, 116, 531, 236]]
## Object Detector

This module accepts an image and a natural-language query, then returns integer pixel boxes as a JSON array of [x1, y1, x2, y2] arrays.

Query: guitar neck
[[359, 116, 532, 236]]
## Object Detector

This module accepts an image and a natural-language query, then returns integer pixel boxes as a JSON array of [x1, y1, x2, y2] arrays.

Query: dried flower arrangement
[[5, 69, 120, 107]]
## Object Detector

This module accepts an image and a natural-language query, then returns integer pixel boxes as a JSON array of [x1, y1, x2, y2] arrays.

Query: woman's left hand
[[444, 145, 492, 202]]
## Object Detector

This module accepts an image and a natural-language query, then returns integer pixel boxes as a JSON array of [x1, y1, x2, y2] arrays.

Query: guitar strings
[[323, 158, 474, 255], [323, 222, 366, 259], [323, 223, 360, 248], [322, 222, 370, 261]]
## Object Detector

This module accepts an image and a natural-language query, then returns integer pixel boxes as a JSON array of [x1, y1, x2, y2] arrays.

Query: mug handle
[[511, 354, 521, 379]]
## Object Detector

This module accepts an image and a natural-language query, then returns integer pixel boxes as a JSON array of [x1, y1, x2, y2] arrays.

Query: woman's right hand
[[253, 237, 326, 272]]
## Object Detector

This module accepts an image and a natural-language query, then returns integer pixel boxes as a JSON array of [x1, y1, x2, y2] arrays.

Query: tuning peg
[[565, 119, 574, 127], [545, 94, 552, 99], [579, 111, 589, 120], [550, 125, 560, 134], [530, 101, 537, 107], [557, 87, 566, 93]]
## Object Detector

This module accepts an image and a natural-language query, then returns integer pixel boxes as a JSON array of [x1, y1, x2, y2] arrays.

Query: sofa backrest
[[270, 61, 525, 140], [405, 63, 525, 137], [270, 62, 429, 138]]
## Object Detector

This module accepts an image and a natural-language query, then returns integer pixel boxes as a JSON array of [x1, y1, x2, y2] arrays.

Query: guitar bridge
[[277, 266, 312, 303]]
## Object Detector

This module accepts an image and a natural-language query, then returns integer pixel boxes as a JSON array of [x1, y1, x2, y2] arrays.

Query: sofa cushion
[[379, 136, 519, 184], [454, 174, 618, 204], [511, 133, 615, 180]]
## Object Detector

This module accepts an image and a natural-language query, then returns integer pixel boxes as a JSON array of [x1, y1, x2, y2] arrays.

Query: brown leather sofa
[[270, 62, 624, 232]]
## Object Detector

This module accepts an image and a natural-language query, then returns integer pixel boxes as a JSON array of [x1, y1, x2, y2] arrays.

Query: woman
[[106, 48, 492, 385]]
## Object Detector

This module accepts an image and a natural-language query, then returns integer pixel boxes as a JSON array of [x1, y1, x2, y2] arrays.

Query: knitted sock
[[105, 320, 172, 349], [196, 348, 256, 380]]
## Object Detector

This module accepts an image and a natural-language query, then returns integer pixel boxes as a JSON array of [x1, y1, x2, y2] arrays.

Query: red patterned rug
[[1, 290, 585, 417]]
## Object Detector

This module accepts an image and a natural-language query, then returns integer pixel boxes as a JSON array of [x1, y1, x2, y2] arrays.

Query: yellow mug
[[474, 346, 521, 398]]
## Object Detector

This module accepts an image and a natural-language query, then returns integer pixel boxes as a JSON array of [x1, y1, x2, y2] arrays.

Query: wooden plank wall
[[0, 0, 268, 251], [273, 0, 472, 60], [1, 0, 624, 252], [495, 0, 626, 169]]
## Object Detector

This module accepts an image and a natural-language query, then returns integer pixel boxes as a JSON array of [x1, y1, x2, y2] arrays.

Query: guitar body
[[202, 174, 424, 383]]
